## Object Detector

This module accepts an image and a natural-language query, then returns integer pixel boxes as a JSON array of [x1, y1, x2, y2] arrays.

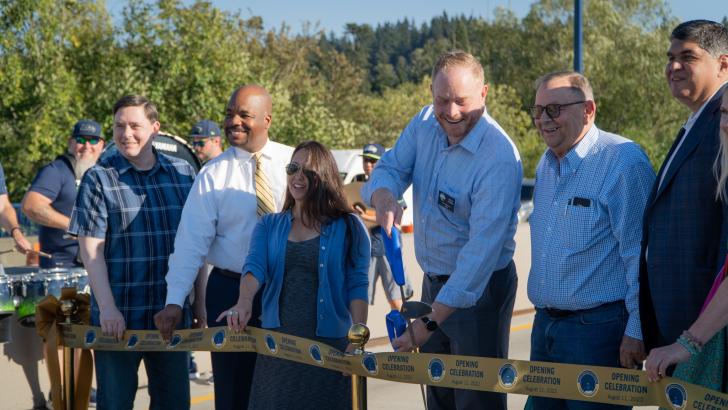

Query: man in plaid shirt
[[69, 95, 195, 409]]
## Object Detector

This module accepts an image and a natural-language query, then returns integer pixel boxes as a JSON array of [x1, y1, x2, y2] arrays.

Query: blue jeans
[[530, 302, 631, 410], [94, 350, 190, 410]]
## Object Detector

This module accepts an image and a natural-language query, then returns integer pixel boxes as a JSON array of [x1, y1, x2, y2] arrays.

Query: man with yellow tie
[[154, 85, 293, 410]]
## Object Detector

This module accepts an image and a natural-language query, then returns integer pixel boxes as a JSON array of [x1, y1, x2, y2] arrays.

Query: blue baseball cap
[[72, 119, 102, 139], [189, 120, 221, 138], [361, 143, 385, 160]]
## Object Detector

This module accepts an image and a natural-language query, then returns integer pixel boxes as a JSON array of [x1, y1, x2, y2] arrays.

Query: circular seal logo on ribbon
[[665, 383, 687, 409], [577, 370, 599, 397], [498, 363, 518, 389], [265, 334, 277, 354], [309, 344, 323, 365], [428, 358, 445, 383], [362, 353, 378, 375], [125, 334, 139, 350], [166, 334, 182, 349], [212, 329, 226, 350], [84, 329, 96, 347]]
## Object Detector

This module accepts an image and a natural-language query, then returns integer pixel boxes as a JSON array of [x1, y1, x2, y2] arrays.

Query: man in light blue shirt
[[362, 50, 522, 410], [528, 71, 655, 410]]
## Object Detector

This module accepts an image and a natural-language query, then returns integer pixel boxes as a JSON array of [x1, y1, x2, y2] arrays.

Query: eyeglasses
[[528, 101, 586, 120], [74, 136, 101, 145], [285, 162, 316, 179], [191, 139, 208, 148]]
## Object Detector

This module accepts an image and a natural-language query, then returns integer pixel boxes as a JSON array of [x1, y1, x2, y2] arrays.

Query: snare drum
[[18, 273, 45, 327], [0, 275, 14, 318], [41, 268, 73, 299]]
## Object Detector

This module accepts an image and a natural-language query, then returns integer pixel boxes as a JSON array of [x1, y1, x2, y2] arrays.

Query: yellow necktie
[[254, 152, 276, 216]]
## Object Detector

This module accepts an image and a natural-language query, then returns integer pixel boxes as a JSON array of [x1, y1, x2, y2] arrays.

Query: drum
[[69, 267, 90, 294], [18, 273, 45, 327], [41, 268, 73, 299], [101, 132, 202, 172], [0, 275, 14, 318]]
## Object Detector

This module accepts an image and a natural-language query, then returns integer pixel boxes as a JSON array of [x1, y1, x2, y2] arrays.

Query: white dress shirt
[[165, 140, 294, 307]]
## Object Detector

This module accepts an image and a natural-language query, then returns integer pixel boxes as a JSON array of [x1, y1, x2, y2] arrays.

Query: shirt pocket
[[436, 183, 470, 232], [562, 200, 599, 251]]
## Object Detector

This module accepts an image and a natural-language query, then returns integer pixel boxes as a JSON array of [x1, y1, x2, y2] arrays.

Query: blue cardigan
[[243, 210, 370, 338]]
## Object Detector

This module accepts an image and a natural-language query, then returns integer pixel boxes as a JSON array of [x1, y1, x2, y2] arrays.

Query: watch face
[[423, 317, 438, 332]]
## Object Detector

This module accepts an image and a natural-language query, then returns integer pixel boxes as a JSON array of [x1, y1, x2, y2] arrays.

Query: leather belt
[[544, 300, 624, 318], [427, 274, 450, 283], [212, 267, 241, 279]]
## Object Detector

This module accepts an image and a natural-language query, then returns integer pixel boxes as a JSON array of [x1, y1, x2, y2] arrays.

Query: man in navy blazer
[[640, 20, 728, 354]]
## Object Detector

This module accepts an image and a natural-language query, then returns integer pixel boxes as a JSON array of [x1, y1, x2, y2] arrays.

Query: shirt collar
[[545, 124, 599, 175], [438, 109, 487, 154], [685, 81, 728, 131], [115, 148, 163, 175], [233, 139, 274, 161]]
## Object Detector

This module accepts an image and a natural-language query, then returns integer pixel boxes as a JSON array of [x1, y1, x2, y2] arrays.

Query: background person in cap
[[189, 119, 223, 163], [22, 119, 105, 269], [355, 143, 414, 310]]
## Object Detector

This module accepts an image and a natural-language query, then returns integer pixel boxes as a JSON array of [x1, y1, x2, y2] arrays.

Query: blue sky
[[107, 0, 724, 35]]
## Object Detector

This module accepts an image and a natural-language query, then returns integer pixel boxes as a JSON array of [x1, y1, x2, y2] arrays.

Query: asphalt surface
[[0, 225, 657, 409]]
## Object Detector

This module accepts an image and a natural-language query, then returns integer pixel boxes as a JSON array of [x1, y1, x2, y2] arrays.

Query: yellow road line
[[510, 322, 533, 332], [191, 392, 214, 405]]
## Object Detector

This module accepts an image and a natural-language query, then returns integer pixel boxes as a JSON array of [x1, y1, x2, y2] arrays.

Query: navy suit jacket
[[639, 84, 728, 351]]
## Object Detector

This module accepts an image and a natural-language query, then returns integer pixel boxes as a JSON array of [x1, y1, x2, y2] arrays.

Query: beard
[[74, 156, 96, 180]]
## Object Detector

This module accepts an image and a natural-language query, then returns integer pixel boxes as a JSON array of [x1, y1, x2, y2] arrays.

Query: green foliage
[[0, 0, 708, 195]]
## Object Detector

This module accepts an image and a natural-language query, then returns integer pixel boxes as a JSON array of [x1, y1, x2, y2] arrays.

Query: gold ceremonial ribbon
[[36, 288, 94, 410], [60, 324, 728, 409]]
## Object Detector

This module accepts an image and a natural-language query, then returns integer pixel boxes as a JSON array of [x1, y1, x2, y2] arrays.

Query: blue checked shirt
[[362, 106, 522, 308], [68, 150, 195, 330], [528, 126, 655, 339]]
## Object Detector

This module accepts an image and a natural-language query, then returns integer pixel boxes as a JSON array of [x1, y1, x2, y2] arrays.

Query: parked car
[[518, 178, 535, 223]]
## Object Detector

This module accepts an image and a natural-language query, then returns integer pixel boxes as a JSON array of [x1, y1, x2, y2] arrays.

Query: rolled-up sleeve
[[68, 169, 107, 239]]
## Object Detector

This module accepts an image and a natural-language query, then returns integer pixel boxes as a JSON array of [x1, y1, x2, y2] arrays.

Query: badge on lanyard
[[438, 190, 455, 212]]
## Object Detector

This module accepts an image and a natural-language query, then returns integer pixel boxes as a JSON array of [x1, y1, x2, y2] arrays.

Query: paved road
[[0, 225, 656, 409]]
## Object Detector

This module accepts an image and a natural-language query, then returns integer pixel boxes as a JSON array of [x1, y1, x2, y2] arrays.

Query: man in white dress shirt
[[154, 85, 293, 410]]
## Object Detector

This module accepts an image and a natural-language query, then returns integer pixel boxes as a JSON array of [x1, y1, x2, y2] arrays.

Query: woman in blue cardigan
[[219, 140, 370, 409]]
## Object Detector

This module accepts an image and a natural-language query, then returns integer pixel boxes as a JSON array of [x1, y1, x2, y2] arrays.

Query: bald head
[[224, 84, 273, 153], [230, 85, 272, 114]]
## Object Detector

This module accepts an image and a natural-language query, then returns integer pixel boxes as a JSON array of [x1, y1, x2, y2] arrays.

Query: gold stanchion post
[[60, 298, 76, 410], [347, 323, 370, 410]]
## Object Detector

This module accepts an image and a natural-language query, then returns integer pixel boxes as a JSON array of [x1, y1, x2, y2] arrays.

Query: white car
[[332, 149, 414, 228]]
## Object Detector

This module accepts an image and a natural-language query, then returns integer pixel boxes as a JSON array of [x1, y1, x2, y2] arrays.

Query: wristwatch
[[420, 316, 438, 332]]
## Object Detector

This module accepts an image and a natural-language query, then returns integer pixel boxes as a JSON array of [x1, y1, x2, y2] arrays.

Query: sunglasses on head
[[74, 136, 101, 145], [285, 162, 316, 179], [528, 101, 586, 120]]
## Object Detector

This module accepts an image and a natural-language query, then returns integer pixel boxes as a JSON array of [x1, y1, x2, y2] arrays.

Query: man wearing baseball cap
[[22, 119, 105, 268], [189, 119, 223, 163], [356, 143, 414, 310]]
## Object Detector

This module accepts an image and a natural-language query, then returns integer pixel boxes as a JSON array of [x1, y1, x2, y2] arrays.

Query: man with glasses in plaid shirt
[[527, 71, 655, 410], [22, 119, 105, 269], [69, 95, 196, 409]]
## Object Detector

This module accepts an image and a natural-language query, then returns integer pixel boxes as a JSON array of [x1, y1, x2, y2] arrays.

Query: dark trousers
[[421, 260, 517, 410], [530, 301, 630, 410], [206, 268, 263, 410]]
